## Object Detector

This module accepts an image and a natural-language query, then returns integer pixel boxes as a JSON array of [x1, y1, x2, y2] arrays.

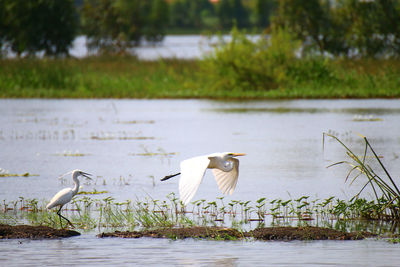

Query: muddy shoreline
[[0, 224, 376, 240], [0, 224, 80, 239], [98, 226, 376, 241]]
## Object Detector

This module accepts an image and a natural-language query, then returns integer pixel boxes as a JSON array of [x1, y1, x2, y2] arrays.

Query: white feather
[[212, 158, 239, 195], [46, 188, 74, 209], [179, 155, 210, 205], [174, 152, 245, 205]]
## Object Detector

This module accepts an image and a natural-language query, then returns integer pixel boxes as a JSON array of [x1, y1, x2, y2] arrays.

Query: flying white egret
[[161, 152, 246, 205], [46, 169, 92, 228]]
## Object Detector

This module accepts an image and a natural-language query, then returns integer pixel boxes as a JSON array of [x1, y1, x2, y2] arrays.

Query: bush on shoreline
[[1, 36, 400, 99]]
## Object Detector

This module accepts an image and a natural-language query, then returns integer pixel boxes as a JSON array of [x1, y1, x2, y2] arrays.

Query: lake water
[[1, 99, 400, 266], [69, 35, 241, 60]]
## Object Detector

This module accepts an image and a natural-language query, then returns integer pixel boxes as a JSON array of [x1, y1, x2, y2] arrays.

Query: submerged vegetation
[[0, 192, 399, 236]]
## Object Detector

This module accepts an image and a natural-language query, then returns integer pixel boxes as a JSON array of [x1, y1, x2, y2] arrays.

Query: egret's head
[[73, 169, 92, 180]]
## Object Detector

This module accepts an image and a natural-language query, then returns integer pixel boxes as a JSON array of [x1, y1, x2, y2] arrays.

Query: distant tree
[[169, 0, 214, 29], [273, 0, 400, 58], [0, 0, 78, 57], [0, 0, 7, 56], [145, 0, 169, 42], [217, 0, 249, 29], [254, 0, 276, 28], [273, 0, 350, 56], [378, 0, 400, 56], [81, 0, 168, 54], [169, 0, 188, 28], [190, 0, 215, 28], [273, 0, 329, 53], [339, 0, 400, 57]]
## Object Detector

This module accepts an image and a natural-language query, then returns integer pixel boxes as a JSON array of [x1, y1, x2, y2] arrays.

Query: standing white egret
[[161, 152, 246, 205], [46, 169, 92, 228]]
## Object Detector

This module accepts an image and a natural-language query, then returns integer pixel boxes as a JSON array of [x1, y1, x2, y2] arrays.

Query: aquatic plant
[[0, 168, 38, 177], [54, 150, 90, 157], [324, 133, 400, 220], [1, 192, 400, 235]]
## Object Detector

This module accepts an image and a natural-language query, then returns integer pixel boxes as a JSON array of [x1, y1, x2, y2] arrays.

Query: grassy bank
[[0, 56, 400, 99]]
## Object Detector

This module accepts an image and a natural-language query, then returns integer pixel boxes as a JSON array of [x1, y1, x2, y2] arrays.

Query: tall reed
[[324, 133, 400, 220]]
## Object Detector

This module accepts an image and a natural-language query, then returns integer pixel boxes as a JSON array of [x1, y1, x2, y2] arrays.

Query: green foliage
[[2, 0, 400, 59], [1, 194, 399, 235], [1, 56, 400, 99], [200, 26, 302, 91], [167, 0, 276, 32], [144, 0, 170, 42], [80, 0, 169, 54], [0, 56, 199, 98], [339, 0, 400, 57], [169, 0, 215, 29], [273, 0, 400, 58], [287, 57, 337, 85], [0, 0, 78, 56], [254, 0, 275, 28], [324, 133, 400, 220], [217, 0, 249, 29], [273, 0, 347, 56], [0, 59, 79, 91]]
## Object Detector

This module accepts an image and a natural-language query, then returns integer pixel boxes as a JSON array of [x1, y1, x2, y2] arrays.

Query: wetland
[[1, 99, 400, 266]]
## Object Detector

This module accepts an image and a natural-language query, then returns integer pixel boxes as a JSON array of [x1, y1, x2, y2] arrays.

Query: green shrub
[[200, 26, 302, 91], [287, 57, 337, 85]]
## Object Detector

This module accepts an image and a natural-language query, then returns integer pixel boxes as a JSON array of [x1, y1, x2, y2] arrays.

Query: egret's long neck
[[71, 174, 80, 196]]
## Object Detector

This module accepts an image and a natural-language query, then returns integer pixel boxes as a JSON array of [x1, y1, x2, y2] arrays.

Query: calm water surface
[[1, 99, 400, 266], [69, 35, 236, 60]]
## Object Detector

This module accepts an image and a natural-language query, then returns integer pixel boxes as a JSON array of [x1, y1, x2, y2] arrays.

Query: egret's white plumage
[[47, 169, 91, 227], [162, 152, 245, 205]]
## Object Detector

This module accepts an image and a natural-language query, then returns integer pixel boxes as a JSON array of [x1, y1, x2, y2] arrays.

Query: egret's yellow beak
[[232, 153, 246, 156]]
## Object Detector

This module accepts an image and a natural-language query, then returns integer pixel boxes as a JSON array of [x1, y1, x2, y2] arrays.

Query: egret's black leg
[[161, 172, 181, 181], [57, 206, 74, 228], [57, 206, 63, 228]]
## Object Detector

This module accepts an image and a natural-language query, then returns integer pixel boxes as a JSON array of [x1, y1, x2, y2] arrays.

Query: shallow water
[[1, 235, 400, 266], [1, 99, 399, 202], [1, 99, 400, 265]]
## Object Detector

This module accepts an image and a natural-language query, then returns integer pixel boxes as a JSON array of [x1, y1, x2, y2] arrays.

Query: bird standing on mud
[[46, 169, 92, 228], [161, 152, 246, 205]]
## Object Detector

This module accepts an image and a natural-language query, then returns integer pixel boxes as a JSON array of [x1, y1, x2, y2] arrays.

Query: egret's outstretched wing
[[212, 158, 239, 195], [179, 156, 210, 205]]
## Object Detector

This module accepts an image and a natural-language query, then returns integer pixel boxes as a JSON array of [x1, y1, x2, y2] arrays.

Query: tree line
[[1, 0, 400, 58], [274, 0, 400, 58]]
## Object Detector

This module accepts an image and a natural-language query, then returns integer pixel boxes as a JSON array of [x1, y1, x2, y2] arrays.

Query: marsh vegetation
[[2, 133, 399, 240], [0, 191, 398, 237], [1, 55, 400, 99]]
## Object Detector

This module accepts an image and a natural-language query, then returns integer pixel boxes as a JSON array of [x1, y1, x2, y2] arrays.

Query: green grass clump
[[0, 168, 38, 177], [324, 133, 400, 220], [0, 56, 200, 98]]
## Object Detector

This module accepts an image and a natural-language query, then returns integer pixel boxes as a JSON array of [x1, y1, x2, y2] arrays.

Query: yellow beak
[[232, 153, 246, 156]]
